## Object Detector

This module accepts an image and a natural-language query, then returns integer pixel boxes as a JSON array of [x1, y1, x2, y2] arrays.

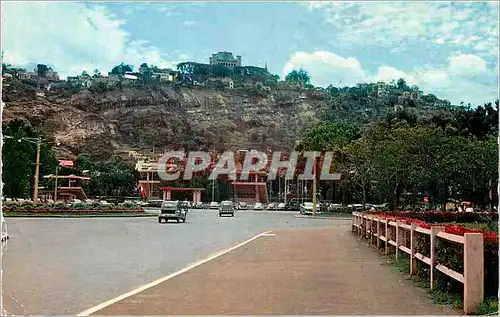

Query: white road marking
[[262, 233, 276, 236], [76, 230, 272, 316]]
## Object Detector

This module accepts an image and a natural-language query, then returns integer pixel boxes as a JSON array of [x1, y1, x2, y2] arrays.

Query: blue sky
[[2, 1, 499, 105]]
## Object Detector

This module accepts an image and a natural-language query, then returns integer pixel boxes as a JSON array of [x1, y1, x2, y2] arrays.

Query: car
[[194, 202, 204, 209], [158, 200, 187, 223], [219, 200, 235, 217], [254, 202, 264, 210], [209, 201, 219, 209], [267, 203, 276, 210], [277, 202, 286, 210], [237, 202, 248, 210], [300, 202, 321, 215]]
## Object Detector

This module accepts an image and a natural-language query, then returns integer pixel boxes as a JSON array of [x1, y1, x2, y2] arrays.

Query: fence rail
[[352, 212, 484, 314]]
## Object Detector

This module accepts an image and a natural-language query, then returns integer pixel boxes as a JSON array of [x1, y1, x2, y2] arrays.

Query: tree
[[285, 69, 311, 86], [344, 137, 374, 208], [74, 154, 137, 198], [110, 63, 133, 76], [93, 69, 101, 77], [296, 121, 360, 152], [2, 119, 58, 199], [397, 78, 408, 90], [37, 64, 48, 77]]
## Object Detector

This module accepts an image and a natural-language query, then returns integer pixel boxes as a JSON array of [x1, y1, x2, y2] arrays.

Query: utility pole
[[33, 138, 41, 203], [54, 165, 59, 201], [212, 167, 216, 202], [312, 157, 317, 216]]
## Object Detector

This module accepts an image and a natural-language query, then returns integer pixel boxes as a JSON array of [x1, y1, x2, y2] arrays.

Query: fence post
[[430, 225, 445, 290], [395, 222, 400, 261], [368, 217, 373, 243], [364, 216, 368, 239], [410, 223, 416, 275], [385, 220, 389, 255], [376, 219, 381, 249], [463, 233, 484, 314]]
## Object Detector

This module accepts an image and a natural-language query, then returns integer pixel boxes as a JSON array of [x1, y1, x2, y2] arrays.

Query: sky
[[1, 1, 499, 106]]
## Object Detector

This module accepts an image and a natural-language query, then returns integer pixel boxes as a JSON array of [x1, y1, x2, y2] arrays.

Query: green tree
[[2, 119, 58, 200], [296, 121, 360, 152], [37, 64, 48, 77], [397, 78, 408, 90], [285, 69, 311, 86], [110, 63, 133, 76]]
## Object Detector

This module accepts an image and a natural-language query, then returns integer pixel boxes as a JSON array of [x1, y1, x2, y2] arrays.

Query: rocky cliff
[[2, 80, 326, 162]]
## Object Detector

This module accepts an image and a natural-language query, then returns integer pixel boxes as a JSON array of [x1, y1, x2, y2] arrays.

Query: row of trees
[[2, 120, 138, 200], [176, 62, 278, 86], [297, 101, 499, 210]]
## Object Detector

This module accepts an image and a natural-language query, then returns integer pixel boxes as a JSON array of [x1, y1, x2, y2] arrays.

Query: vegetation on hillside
[[297, 101, 499, 210]]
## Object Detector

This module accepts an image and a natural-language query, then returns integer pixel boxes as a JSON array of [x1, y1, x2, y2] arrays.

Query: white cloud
[[182, 20, 197, 26], [282, 51, 366, 87], [1, 2, 180, 77], [304, 2, 499, 57], [448, 54, 488, 75], [283, 50, 498, 105]]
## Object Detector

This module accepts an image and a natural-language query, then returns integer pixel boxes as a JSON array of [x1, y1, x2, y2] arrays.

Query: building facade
[[209, 52, 242, 68]]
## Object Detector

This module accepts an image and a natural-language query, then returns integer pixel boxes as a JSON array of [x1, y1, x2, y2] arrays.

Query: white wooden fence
[[352, 212, 484, 314]]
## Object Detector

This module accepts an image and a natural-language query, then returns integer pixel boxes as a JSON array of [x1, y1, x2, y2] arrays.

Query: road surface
[[2, 209, 333, 315]]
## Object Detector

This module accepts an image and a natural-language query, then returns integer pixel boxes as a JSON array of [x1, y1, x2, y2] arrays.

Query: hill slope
[[1, 78, 454, 162]]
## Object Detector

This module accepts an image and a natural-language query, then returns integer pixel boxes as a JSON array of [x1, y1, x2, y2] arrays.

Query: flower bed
[[364, 211, 498, 299], [2, 202, 145, 214]]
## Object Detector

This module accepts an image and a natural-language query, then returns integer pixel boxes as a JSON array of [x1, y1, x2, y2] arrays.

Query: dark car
[[159, 201, 187, 223], [219, 201, 235, 217]]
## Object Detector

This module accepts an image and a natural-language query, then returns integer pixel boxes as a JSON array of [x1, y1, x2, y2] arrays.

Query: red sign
[[59, 160, 74, 167]]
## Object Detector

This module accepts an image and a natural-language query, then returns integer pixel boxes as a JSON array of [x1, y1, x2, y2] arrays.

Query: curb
[[293, 215, 352, 220], [4, 213, 157, 218]]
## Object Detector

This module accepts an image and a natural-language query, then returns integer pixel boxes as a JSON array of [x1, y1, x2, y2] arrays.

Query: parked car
[[159, 200, 187, 223], [286, 199, 301, 211], [237, 202, 248, 210], [99, 200, 112, 206], [267, 203, 276, 210], [194, 202, 204, 209], [277, 202, 286, 210], [300, 202, 321, 215], [219, 201, 235, 217], [254, 202, 264, 210], [209, 201, 219, 209]]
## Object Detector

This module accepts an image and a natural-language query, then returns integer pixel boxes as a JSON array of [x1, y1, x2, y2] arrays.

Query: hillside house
[[45, 68, 59, 81], [206, 77, 234, 89], [17, 70, 38, 80], [209, 51, 242, 68], [93, 74, 119, 86], [221, 77, 234, 89]]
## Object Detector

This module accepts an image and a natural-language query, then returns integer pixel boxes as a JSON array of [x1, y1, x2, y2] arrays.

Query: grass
[[371, 241, 498, 315], [458, 222, 498, 232], [473, 297, 499, 316]]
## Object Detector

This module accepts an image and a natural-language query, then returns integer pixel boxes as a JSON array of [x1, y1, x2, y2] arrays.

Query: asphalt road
[[2, 209, 342, 315]]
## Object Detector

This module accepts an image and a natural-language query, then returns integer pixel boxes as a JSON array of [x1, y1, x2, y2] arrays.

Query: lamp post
[[11, 137, 42, 202], [312, 157, 317, 216], [54, 165, 59, 202], [211, 167, 216, 202]]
